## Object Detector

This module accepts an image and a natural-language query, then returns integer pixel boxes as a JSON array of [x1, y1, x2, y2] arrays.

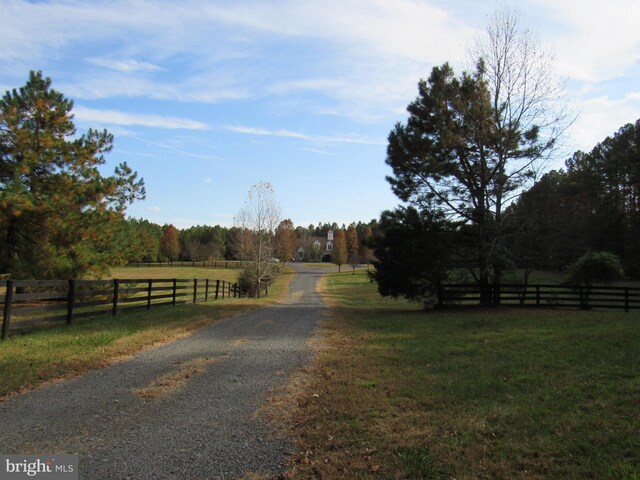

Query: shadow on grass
[[285, 271, 640, 479]]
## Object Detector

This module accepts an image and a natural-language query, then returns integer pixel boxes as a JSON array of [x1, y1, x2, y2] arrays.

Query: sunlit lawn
[[108, 265, 240, 282], [288, 270, 640, 479]]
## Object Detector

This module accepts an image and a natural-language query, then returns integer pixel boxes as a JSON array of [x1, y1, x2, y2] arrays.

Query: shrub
[[563, 251, 624, 286], [238, 268, 258, 298]]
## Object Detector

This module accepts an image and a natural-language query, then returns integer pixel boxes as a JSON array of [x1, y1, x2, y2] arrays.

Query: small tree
[[564, 251, 624, 286], [332, 229, 348, 272], [346, 224, 359, 260], [235, 182, 282, 297], [275, 219, 296, 262], [348, 254, 360, 275]]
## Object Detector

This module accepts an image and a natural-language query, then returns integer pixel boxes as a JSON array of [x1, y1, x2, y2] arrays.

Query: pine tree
[[0, 71, 145, 278]]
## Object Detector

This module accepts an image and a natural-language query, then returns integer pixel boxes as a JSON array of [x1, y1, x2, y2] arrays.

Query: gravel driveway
[[0, 264, 328, 479]]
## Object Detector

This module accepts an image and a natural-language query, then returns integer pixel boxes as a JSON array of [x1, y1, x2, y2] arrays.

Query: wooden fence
[[1, 278, 243, 340], [126, 260, 244, 269], [438, 283, 640, 311]]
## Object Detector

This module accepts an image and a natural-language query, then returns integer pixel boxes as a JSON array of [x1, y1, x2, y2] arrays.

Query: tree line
[[121, 217, 376, 266], [0, 71, 377, 280], [505, 120, 640, 278]]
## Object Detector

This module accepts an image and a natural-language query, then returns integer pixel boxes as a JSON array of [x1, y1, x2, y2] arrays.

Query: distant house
[[296, 230, 334, 262]]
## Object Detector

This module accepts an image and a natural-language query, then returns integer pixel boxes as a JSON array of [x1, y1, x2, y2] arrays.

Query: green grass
[[289, 270, 640, 479], [108, 265, 241, 282]]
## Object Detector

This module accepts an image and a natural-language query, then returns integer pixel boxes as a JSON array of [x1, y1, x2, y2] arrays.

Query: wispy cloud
[[62, 74, 249, 103], [86, 57, 163, 73], [567, 91, 640, 152], [2, 0, 639, 160], [0, 0, 474, 119], [147, 206, 162, 212], [302, 148, 338, 156], [225, 125, 384, 145], [124, 135, 225, 162], [74, 106, 209, 130], [533, 0, 640, 82]]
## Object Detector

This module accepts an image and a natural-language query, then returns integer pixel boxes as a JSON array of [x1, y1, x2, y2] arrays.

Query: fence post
[[2, 280, 14, 340], [193, 279, 198, 304], [625, 288, 629, 312], [112, 279, 120, 316], [579, 286, 586, 310], [222, 281, 225, 300], [536, 286, 541, 306], [215, 280, 220, 300], [172, 279, 177, 306], [147, 280, 153, 310], [67, 279, 77, 325], [205, 279, 209, 301]]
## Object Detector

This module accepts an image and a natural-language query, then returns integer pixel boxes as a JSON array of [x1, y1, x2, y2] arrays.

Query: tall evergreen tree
[[0, 71, 145, 278], [386, 62, 500, 302]]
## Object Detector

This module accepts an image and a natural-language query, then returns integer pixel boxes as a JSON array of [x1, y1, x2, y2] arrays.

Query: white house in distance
[[296, 230, 334, 262]]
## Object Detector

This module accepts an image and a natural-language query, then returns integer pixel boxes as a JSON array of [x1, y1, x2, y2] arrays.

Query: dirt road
[[0, 264, 329, 479]]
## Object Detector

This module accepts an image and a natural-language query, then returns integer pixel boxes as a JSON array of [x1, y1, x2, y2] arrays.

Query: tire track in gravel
[[0, 264, 329, 479]]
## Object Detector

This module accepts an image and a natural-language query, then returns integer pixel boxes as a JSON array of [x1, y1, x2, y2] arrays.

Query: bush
[[563, 251, 624, 286], [238, 268, 258, 298]]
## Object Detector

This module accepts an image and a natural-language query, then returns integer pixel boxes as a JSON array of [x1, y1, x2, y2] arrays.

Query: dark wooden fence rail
[[126, 260, 244, 269], [1, 278, 241, 340], [438, 283, 640, 311]]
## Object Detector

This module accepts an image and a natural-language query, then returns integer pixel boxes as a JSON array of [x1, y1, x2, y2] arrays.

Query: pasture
[[285, 270, 640, 479]]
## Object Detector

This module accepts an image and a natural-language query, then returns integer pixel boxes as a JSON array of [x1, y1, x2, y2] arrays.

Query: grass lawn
[[0, 266, 293, 400], [285, 270, 640, 479], [108, 265, 242, 282]]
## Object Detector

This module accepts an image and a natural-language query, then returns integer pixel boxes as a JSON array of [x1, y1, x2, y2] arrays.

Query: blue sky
[[2, 0, 639, 229]]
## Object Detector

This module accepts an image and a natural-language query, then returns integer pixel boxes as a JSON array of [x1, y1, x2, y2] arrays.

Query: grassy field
[[0, 266, 293, 400], [284, 270, 640, 479], [108, 265, 242, 282]]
